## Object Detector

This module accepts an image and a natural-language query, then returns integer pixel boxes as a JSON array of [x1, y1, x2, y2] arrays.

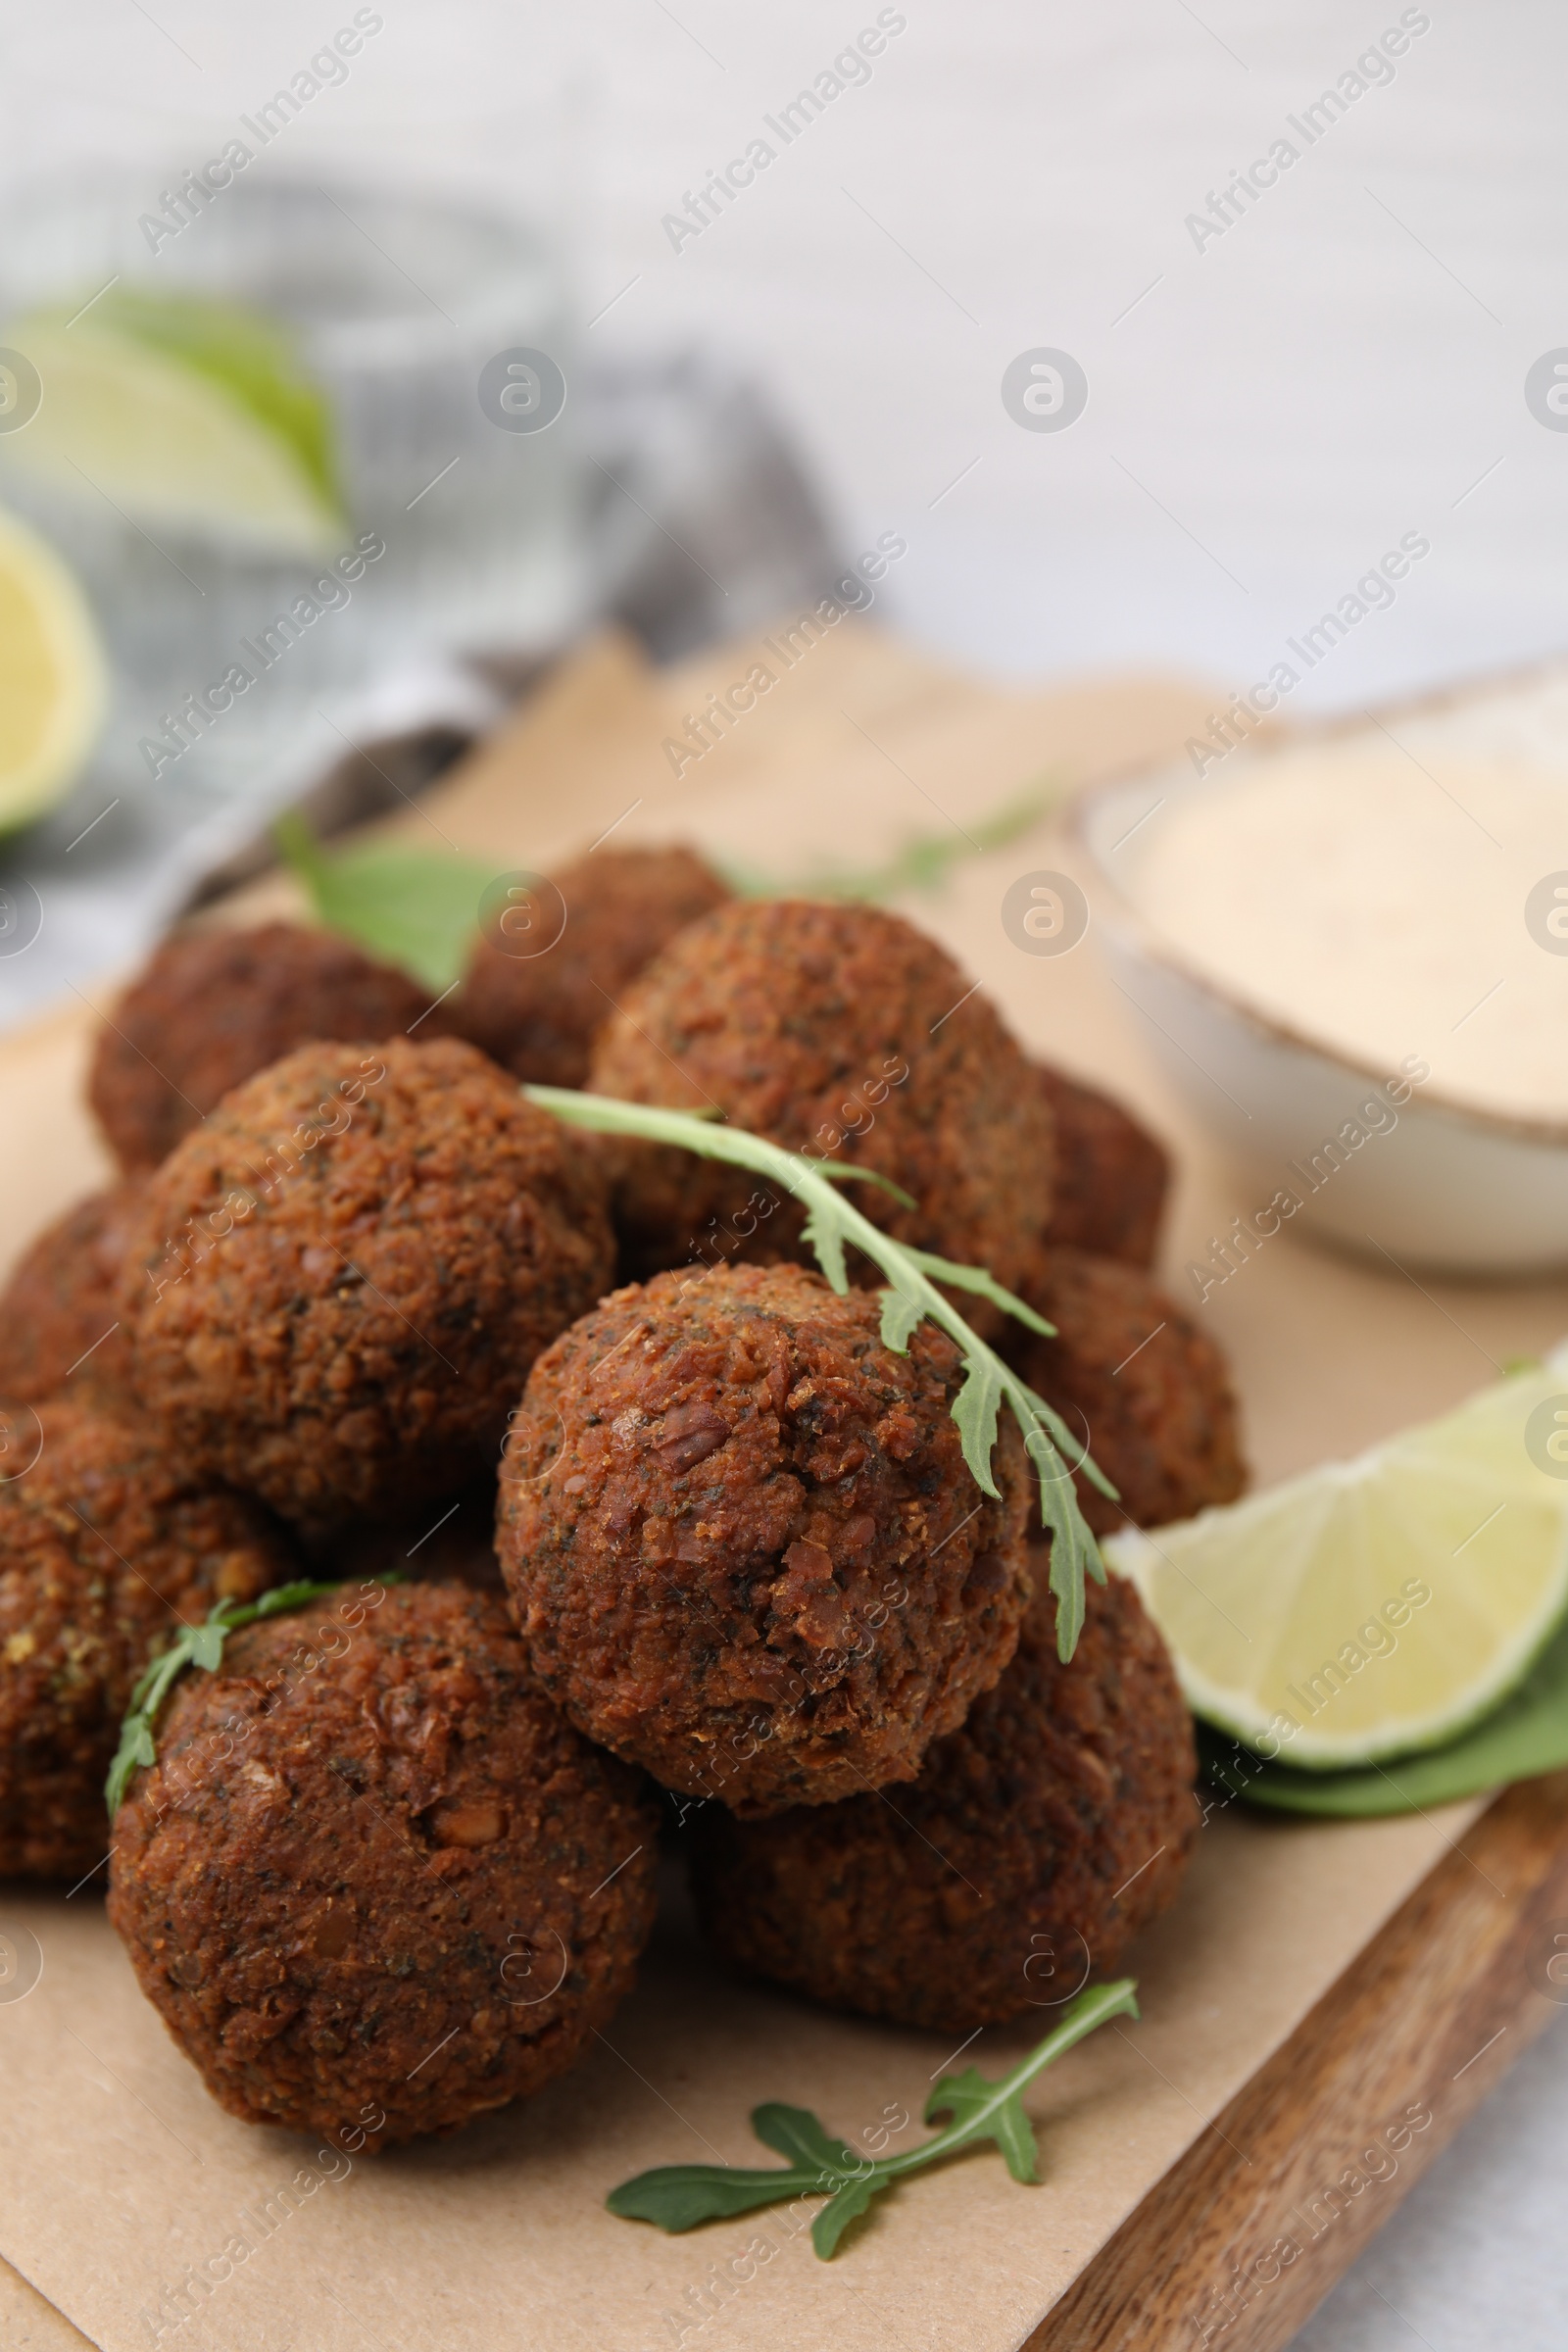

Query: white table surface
[[4, 6, 1567, 2342]]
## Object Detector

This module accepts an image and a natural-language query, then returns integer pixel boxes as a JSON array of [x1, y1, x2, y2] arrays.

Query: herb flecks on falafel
[[109, 1582, 659, 2145], [586, 898, 1055, 1288], [0, 1398, 293, 1878], [122, 1038, 614, 1526], [454, 844, 732, 1089], [0, 1178, 147, 1411], [498, 1262, 1035, 1814], [691, 1566, 1197, 2032], [1036, 1063, 1170, 1268], [89, 921, 441, 1172]]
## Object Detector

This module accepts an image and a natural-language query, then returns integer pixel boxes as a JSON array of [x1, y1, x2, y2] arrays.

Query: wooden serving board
[[2, 624, 1567, 2352]]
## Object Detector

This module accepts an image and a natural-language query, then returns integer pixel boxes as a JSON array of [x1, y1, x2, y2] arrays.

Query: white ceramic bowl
[[1076, 760, 1568, 1276]]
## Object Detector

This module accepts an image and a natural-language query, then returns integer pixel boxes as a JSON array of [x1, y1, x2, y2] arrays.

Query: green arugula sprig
[[719, 782, 1057, 903], [524, 1088, 1112, 1658], [105, 1577, 390, 1816], [608, 1980, 1138, 2257], [274, 784, 1058, 996]]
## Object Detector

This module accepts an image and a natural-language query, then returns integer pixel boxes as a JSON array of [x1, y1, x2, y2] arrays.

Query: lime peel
[[2, 290, 343, 555]]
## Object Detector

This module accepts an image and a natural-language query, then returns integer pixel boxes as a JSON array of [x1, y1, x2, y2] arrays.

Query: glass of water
[[0, 171, 588, 809]]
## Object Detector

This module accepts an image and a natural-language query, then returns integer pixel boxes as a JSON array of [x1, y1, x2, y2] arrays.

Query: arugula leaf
[[185, 1622, 228, 1672], [752, 2105, 859, 2172], [612, 2162, 830, 2231], [812, 2174, 877, 2260], [273, 786, 1058, 1018], [924, 2064, 1038, 2183], [720, 783, 1059, 904], [275, 813, 495, 991], [878, 1281, 926, 1354], [1015, 1394, 1118, 1525], [811, 1160, 918, 1209], [951, 1355, 1004, 1495], [607, 1980, 1139, 2258], [106, 1574, 401, 1816], [1198, 1606, 1568, 1817], [800, 1195, 850, 1293], [904, 1246, 1056, 1338], [525, 1087, 1108, 1660]]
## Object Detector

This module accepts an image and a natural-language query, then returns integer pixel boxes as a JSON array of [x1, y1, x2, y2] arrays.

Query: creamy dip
[[1119, 747, 1568, 1123]]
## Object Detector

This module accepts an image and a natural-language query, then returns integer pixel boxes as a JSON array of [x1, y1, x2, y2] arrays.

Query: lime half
[[1108, 1354, 1568, 1770], [2, 291, 342, 555], [0, 505, 106, 834]]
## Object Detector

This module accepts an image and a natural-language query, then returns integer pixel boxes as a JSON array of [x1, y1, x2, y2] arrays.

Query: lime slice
[[0, 504, 107, 834], [1107, 1354, 1568, 1770], [1, 290, 343, 555]]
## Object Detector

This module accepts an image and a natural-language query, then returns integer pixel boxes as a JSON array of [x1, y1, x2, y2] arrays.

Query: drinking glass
[[0, 171, 587, 807]]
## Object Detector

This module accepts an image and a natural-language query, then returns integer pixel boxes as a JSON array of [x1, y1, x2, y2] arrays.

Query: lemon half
[[0, 505, 107, 834], [1108, 1354, 1568, 1770]]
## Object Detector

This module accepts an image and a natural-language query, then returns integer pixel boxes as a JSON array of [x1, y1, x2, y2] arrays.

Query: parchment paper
[[3, 624, 1560, 2352]]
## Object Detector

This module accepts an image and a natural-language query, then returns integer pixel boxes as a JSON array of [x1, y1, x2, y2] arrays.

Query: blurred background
[[1, 12, 1563, 2343], [3, 1, 1565, 1028]]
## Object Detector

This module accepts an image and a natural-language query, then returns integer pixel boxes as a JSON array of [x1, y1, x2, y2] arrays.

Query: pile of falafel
[[0, 840, 1245, 2151]]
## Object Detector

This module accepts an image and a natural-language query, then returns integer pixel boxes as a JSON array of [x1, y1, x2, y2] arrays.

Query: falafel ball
[[690, 1566, 1196, 2034], [122, 1038, 614, 1527], [1037, 1064, 1170, 1268], [1006, 1249, 1246, 1536], [496, 1260, 1034, 1816], [454, 844, 732, 1088], [0, 1179, 147, 1410], [0, 1398, 294, 1879], [89, 921, 440, 1172], [108, 1582, 660, 2145], [585, 899, 1055, 1287]]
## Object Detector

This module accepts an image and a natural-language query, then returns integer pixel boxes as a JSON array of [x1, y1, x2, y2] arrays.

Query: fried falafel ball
[[496, 1261, 1034, 1816], [1005, 1249, 1246, 1537], [453, 844, 732, 1089], [88, 922, 441, 1173], [122, 1038, 615, 1528], [690, 1566, 1196, 2034], [0, 1399, 294, 1879], [0, 1179, 147, 1411], [108, 1582, 659, 2145], [1037, 1064, 1170, 1269], [585, 899, 1055, 1287]]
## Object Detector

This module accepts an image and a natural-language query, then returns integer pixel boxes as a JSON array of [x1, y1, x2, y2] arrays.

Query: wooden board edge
[[1029, 1770, 1568, 2349]]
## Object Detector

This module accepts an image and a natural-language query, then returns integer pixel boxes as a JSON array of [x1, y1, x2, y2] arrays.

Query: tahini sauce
[[1121, 750, 1568, 1122]]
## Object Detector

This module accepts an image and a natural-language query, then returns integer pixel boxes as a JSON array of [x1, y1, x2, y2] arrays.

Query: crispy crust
[[107, 1584, 659, 2144], [690, 1568, 1198, 2033], [89, 922, 440, 1173], [585, 898, 1054, 1287], [1037, 1065, 1170, 1268], [0, 1399, 294, 1878], [496, 1261, 1034, 1814], [453, 845, 732, 1087], [0, 1180, 146, 1411], [122, 1038, 614, 1525], [1007, 1249, 1247, 1536]]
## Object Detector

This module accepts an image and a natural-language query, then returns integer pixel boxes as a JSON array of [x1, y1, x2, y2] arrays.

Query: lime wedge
[[2, 290, 343, 555], [0, 504, 107, 834], [1107, 1353, 1568, 1770]]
